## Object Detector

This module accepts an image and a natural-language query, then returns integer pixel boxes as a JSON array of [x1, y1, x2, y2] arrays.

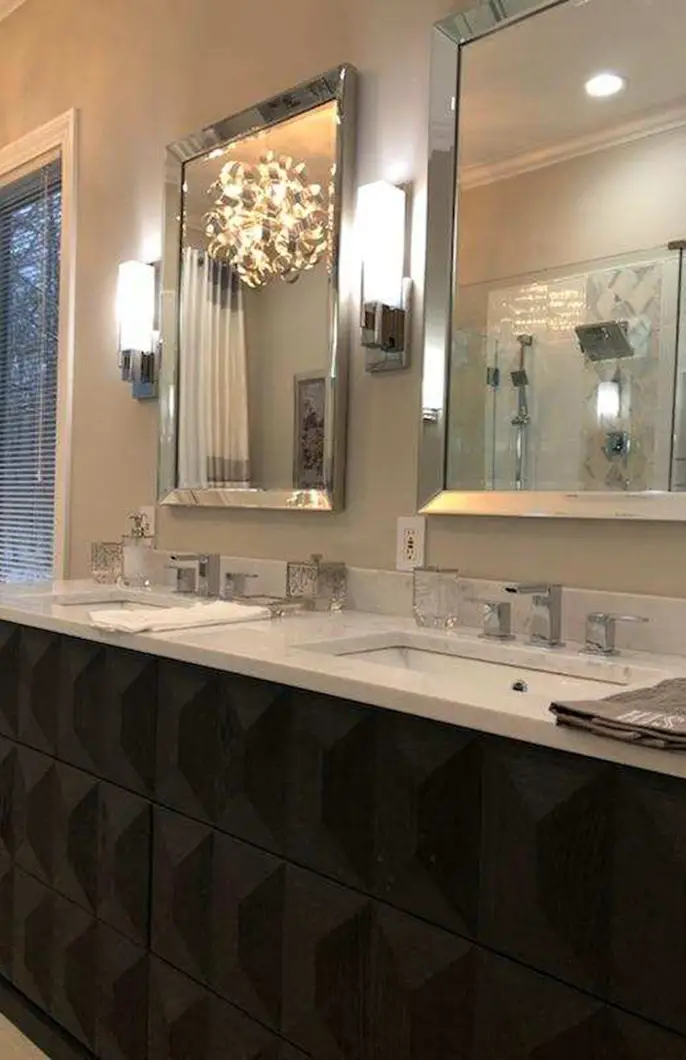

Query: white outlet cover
[[396, 516, 426, 572]]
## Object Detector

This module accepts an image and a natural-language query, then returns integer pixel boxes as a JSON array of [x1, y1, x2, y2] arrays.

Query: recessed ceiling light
[[585, 72, 627, 99]]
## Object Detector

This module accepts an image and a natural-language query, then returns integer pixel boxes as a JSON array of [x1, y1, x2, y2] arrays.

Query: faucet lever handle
[[584, 612, 648, 656], [468, 598, 514, 641]]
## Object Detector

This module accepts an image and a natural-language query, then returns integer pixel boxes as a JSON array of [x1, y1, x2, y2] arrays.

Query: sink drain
[[511, 679, 528, 693]]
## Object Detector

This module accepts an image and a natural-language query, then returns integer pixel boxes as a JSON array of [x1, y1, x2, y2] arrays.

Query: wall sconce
[[357, 181, 411, 373], [116, 260, 159, 400]]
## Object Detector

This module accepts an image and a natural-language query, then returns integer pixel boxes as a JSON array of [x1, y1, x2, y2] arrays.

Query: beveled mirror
[[420, 0, 686, 519], [158, 66, 356, 509]]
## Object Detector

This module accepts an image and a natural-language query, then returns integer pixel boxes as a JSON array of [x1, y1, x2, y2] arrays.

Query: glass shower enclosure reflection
[[447, 245, 686, 493]]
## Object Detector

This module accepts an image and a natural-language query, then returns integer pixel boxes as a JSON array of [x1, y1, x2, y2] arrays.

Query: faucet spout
[[505, 583, 564, 648]]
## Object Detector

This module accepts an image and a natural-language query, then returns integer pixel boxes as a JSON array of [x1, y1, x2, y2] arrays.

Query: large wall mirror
[[420, 0, 686, 519], [158, 66, 356, 509]]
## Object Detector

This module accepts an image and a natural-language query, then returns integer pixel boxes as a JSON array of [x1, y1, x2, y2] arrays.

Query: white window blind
[[0, 157, 62, 583]]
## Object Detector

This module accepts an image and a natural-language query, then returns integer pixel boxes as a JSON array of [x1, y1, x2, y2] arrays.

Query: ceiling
[[456, 0, 686, 182]]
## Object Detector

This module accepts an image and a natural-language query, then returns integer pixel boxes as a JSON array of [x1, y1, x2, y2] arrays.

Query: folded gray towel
[[551, 678, 686, 751]]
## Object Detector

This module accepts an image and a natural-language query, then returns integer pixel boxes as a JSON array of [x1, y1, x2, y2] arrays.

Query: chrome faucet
[[468, 597, 514, 640], [165, 553, 202, 594], [506, 583, 564, 647], [583, 612, 648, 656]]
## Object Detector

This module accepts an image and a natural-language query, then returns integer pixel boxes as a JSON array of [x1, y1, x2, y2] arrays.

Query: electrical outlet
[[396, 516, 426, 572]]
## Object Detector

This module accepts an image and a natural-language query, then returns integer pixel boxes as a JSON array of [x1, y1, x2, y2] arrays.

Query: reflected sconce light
[[596, 378, 621, 424], [357, 181, 411, 372], [116, 260, 159, 400]]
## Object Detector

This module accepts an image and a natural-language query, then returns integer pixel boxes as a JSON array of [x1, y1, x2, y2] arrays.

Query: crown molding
[[0, 0, 26, 19], [461, 102, 686, 189]]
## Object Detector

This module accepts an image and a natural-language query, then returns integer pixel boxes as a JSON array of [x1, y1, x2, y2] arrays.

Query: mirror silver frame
[[418, 0, 686, 521], [158, 65, 357, 511]]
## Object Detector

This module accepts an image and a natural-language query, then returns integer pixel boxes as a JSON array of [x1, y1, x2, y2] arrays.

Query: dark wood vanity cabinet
[[0, 619, 686, 1059]]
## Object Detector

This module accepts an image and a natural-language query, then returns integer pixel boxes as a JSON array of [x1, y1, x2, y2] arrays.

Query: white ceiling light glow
[[585, 72, 627, 99]]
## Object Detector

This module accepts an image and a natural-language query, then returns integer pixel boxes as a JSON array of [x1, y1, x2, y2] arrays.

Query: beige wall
[[3, 0, 686, 598], [245, 263, 330, 489]]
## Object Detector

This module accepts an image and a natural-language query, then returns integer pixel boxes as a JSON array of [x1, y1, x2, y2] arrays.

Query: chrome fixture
[[471, 598, 514, 641], [165, 553, 202, 594], [505, 583, 564, 648], [511, 334, 532, 491], [575, 321, 634, 362], [116, 260, 160, 400], [221, 570, 259, 600], [358, 181, 412, 372], [583, 612, 648, 656]]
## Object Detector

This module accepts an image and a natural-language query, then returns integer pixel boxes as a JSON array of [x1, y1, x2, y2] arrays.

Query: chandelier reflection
[[205, 151, 330, 289]]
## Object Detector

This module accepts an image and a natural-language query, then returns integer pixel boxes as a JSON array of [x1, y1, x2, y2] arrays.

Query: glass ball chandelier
[[205, 151, 330, 289]]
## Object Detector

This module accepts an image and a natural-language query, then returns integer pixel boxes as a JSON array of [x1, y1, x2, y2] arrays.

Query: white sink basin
[[300, 630, 668, 701], [31, 588, 193, 611]]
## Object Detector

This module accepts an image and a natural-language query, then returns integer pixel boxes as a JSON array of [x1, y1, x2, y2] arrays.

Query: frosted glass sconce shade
[[116, 260, 158, 400], [357, 181, 411, 372]]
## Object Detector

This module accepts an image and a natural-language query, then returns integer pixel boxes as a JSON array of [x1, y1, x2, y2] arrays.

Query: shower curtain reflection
[[178, 248, 250, 489]]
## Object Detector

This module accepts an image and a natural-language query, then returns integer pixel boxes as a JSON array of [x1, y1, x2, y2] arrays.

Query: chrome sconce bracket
[[362, 277, 412, 372], [117, 260, 161, 401], [119, 345, 161, 401]]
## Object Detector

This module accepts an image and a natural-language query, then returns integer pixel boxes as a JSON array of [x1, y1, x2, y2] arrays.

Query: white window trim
[[0, 110, 77, 580]]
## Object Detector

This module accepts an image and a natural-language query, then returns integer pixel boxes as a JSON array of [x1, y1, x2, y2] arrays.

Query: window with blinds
[[0, 157, 62, 583]]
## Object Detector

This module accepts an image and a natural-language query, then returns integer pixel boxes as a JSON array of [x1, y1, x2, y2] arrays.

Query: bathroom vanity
[[1, 588, 686, 1059]]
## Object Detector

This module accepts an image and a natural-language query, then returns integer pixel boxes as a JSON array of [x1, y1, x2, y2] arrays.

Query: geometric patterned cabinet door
[[155, 662, 294, 854], [480, 737, 686, 1039], [286, 695, 483, 937], [10, 866, 149, 1057], [155, 659, 483, 939], [59, 639, 158, 795], [148, 959, 308, 1060], [17, 627, 61, 754], [151, 810, 286, 1030], [8, 746, 151, 945], [611, 767, 686, 1036], [152, 810, 479, 1060], [480, 738, 614, 997], [473, 950, 686, 1060], [0, 623, 20, 739]]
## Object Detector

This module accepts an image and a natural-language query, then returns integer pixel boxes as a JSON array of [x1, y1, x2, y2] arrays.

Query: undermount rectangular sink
[[33, 588, 194, 611], [300, 631, 668, 701]]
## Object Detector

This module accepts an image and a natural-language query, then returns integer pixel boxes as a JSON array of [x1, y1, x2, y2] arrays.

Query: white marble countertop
[[2, 580, 686, 780]]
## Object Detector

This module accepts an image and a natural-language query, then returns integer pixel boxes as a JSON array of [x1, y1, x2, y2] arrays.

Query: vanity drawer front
[[611, 767, 686, 1036], [10, 867, 149, 1056], [96, 922, 150, 1060], [12, 867, 97, 1047], [17, 626, 61, 754], [148, 958, 307, 1060], [59, 638, 158, 795], [471, 947, 686, 1060], [150, 807, 286, 1030], [10, 747, 151, 944], [287, 694, 483, 937], [0, 622, 20, 738], [155, 660, 292, 853], [479, 737, 614, 996], [480, 737, 686, 1037], [280, 867, 475, 1060]]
